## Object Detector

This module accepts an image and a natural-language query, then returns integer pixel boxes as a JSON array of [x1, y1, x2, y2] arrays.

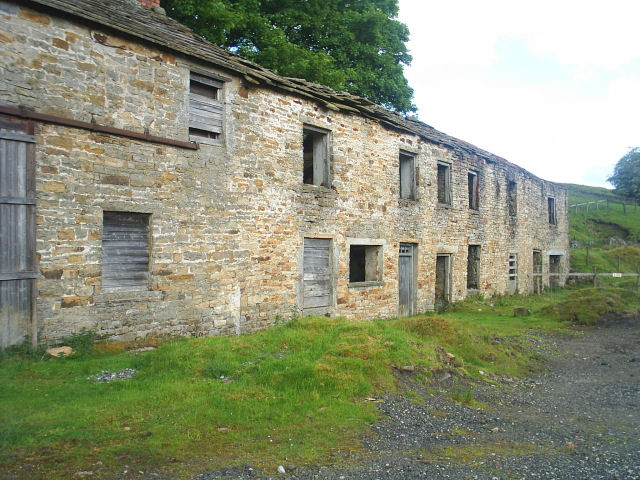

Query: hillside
[[562, 183, 640, 273]]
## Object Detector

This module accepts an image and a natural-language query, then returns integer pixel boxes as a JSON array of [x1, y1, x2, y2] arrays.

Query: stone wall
[[0, 1, 569, 344]]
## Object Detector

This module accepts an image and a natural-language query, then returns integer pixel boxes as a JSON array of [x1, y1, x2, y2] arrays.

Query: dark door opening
[[435, 254, 451, 310]]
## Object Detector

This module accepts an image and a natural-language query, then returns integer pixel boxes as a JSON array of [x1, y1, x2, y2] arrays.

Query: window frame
[[347, 238, 384, 287], [399, 150, 417, 200], [189, 71, 223, 146], [302, 125, 331, 188], [437, 161, 452, 205]]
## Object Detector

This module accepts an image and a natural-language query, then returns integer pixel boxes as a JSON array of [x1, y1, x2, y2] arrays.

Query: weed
[[450, 386, 474, 405]]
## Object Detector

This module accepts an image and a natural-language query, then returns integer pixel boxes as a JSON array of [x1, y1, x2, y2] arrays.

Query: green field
[[562, 183, 640, 273]]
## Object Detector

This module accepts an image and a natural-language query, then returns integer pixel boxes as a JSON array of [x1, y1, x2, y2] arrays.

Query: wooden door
[[303, 238, 331, 311], [0, 118, 36, 349], [398, 243, 415, 317]]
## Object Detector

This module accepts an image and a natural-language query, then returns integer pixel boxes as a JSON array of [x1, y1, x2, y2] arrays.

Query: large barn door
[[303, 238, 332, 312], [0, 118, 37, 349]]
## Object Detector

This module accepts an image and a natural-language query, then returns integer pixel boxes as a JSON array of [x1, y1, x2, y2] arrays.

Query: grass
[[1, 287, 638, 478], [417, 440, 551, 465], [563, 183, 640, 273]]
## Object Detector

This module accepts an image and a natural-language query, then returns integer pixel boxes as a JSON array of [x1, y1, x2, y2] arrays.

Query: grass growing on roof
[[1, 286, 638, 478]]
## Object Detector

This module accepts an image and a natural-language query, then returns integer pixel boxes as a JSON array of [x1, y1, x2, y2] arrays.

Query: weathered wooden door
[[303, 238, 331, 312], [398, 243, 415, 317], [0, 118, 36, 349]]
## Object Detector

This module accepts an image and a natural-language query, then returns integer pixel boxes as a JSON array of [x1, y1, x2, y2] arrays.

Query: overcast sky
[[397, 0, 640, 188]]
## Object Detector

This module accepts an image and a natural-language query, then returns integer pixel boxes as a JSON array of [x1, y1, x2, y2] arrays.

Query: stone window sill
[[348, 281, 384, 289], [95, 290, 163, 304]]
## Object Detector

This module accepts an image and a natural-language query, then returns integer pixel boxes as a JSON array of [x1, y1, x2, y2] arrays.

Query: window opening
[[508, 253, 518, 294], [548, 197, 557, 225], [468, 171, 479, 209], [349, 245, 381, 283], [303, 126, 329, 187], [399, 151, 416, 200], [102, 212, 150, 292], [507, 180, 517, 216], [437, 162, 451, 204], [189, 72, 222, 142]]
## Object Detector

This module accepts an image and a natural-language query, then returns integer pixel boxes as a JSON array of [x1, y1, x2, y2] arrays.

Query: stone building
[[0, 0, 569, 347]]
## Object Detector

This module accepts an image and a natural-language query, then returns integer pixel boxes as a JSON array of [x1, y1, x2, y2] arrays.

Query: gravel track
[[197, 317, 640, 480]]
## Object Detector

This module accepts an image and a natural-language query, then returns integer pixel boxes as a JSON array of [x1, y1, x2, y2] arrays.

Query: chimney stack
[[139, 0, 160, 8]]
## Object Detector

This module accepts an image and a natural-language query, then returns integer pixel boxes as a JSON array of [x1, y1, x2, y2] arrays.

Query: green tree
[[161, 0, 416, 113], [608, 148, 640, 200]]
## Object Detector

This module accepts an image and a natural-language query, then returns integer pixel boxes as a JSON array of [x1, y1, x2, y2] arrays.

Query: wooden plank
[[189, 96, 222, 114], [303, 295, 330, 308], [304, 238, 331, 247], [191, 73, 223, 89], [0, 272, 38, 281], [0, 197, 36, 205], [102, 212, 149, 291], [0, 131, 36, 143]]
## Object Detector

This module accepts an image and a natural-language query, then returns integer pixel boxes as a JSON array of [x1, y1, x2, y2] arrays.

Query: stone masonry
[[0, 0, 569, 345]]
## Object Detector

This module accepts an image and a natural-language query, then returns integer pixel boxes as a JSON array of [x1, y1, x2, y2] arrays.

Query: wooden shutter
[[400, 153, 415, 199], [189, 73, 222, 135], [303, 238, 331, 309], [0, 120, 37, 348], [102, 212, 149, 291]]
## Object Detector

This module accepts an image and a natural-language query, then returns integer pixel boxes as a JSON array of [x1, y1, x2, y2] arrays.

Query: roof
[[23, 0, 530, 171]]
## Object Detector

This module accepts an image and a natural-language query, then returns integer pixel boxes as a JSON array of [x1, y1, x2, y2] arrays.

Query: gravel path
[[198, 317, 640, 480]]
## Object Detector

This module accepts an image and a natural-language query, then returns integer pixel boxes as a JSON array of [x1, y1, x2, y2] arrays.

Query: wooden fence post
[[623, 202, 626, 214], [618, 255, 621, 273], [586, 245, 589, 266], [592, 266, 598, 288]]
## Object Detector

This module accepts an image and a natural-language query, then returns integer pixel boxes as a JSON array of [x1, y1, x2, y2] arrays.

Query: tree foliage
[[608, 148, 640, 200], [160, 0, 416, 113]]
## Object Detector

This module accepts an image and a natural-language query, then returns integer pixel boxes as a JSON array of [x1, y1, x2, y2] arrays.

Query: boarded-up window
[[507, 180, 517, 216], [303, 126, 329, 187], [437, 162, 451, 204], [548, 197, 557, 225], [102, 212, 150, 292], [468, 171, 479, 209], [399, 151, 416, 200], [189, 72, 222, 143], [349, 245, 382, 283], [303, 238, 332, 310]]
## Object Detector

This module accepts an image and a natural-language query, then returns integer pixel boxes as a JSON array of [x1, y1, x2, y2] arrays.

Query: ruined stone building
[[0, 0, 569, 347]]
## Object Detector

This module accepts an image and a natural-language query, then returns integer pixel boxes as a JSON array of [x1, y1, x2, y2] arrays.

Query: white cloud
[[398, 0, 640, 187]]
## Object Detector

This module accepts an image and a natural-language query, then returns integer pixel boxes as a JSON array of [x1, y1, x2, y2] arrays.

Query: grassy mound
[[538, 288, 630, 325]]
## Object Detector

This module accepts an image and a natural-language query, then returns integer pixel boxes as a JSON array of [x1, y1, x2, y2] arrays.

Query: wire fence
[[570, 198, 639, 214], [530, 271, 640, 298]]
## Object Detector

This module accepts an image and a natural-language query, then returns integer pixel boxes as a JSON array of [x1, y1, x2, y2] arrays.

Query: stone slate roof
[[25, 0, 527, 171]]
